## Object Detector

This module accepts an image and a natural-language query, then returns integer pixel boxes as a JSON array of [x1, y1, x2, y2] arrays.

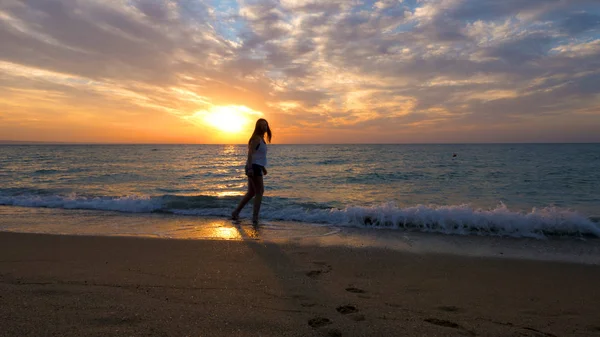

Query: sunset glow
[[197, 106, 261, 134], [0, 1, 599, 143]]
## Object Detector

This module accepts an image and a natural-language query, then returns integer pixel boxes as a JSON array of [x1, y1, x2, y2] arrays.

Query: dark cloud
[[448, 0, 560, 21], [560, 12, 600, 34], [278, 89, 328, 107], [135, 1, 171, 21], [239, 0, 289, 48], [284, 1, 343, 14], [549, 72, 600, 97], [482, 33, 554, 64], [425, 19, 468, 42], [281, 66, 309, 78], [293, 38, 316, 55], [1, 0, 179, 83], [298, 13, 331, 32]]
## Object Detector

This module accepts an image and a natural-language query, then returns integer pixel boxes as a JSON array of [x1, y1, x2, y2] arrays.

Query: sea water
[[1, 144, 599, 240]]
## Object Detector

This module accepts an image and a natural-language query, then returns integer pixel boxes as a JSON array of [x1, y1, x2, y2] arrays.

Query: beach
[[2, 0, 600, 335], [2, 231, 600, 336]]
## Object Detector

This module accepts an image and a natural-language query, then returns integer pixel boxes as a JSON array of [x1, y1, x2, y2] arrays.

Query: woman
[[231, 118, 272, 224]]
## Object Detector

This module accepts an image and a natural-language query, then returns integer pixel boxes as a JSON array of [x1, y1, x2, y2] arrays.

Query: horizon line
[[1, 140, 599, 145]]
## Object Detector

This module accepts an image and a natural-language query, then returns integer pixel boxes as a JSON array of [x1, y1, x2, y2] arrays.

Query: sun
[[196, 105, 261, 134]]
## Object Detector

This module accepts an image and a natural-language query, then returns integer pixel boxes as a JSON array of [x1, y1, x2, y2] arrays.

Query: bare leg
[[251, 175, 264, 223], [232, 176, 255, 219]]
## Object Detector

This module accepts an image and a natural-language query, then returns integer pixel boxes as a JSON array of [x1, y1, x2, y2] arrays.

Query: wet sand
[[1, 231, 600, 336]]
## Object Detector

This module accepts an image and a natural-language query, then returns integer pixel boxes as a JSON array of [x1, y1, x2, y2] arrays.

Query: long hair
[[249, 118, 272, 143]]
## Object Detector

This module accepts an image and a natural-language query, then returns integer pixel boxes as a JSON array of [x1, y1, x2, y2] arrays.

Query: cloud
[[0, 0, 599, 143], [551, 40, 600, 58], [481, 32, 555, 64], [448, 0, 558, 21], [560, 12, 600, 34]]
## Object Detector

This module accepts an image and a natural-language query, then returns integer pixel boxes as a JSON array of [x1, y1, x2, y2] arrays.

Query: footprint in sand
[[424, 318, 476, 336], [336, 305, 359, 315], [385, 302, 402, 308], [438, 305, 462, 313], [327, 328, 343, 337], [345, 287, 366, 294], [337, 305, 365, 323], [291, 294, 310, 301], [522, 327, 559, 337], [424, 318, 461, 328], [306, 262, 333, 278], [300, 302, 317, 308], [308, 317, 332, 328]]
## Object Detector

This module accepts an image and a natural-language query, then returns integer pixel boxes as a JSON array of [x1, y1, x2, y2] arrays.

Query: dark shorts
[[245, 164, 264, 177]]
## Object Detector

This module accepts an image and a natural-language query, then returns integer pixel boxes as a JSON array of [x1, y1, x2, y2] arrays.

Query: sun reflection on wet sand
[[244, 224, 261, 239], [159, 219, 267, 240], [161, 220, 245, 240], [211, 225, 241, 239], [0, 206, 337, 242], [188, 221, 242, 240], [186, 221, 265, 241]]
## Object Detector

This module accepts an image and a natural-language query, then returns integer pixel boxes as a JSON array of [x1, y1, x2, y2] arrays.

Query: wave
[[316, 159, 348, 165], [0, 193, 163, 213], [33, 168, 89, 175], [0, 192, 598, 239]]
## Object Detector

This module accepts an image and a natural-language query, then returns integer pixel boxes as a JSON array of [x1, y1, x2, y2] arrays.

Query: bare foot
[[231, 211, 239, 220]]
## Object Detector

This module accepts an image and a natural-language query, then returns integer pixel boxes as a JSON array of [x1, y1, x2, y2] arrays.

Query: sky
[[1, 0, 599, 144]]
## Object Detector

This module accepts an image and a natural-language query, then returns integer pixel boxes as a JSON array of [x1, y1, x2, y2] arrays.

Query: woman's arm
[[246, 137, 260, 173]]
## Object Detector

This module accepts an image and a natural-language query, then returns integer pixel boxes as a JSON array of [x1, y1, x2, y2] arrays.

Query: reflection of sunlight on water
[[213, 226, 241, 239], [223, 145, 236, 155], [220, 144, 245, 168], [200, 190, 243, 197], [206, 222, 241, 240], [167, 221, 243, 240], [1, 207, 343, 243], [216, 191, 243, 197]]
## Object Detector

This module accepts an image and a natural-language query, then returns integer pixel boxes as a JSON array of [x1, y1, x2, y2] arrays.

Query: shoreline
[[2, 212, 600, 266], [2, 231, 600, 336], [2, 203, 600, 267]]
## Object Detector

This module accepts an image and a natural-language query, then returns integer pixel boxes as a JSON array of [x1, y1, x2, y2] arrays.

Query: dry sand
[[1, 231, 600, 336]]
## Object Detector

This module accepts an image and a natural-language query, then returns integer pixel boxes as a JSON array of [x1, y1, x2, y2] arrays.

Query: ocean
[[1, 144, 599, 241]]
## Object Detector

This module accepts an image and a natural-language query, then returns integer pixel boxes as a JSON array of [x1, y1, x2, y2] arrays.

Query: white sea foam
[[174, 202, 600, 238], [0, 194, 598, 238], [0, 194, 162, 213]]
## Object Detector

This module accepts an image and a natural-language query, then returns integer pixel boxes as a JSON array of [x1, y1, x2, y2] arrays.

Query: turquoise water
[[1, 144, 599, 238]]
